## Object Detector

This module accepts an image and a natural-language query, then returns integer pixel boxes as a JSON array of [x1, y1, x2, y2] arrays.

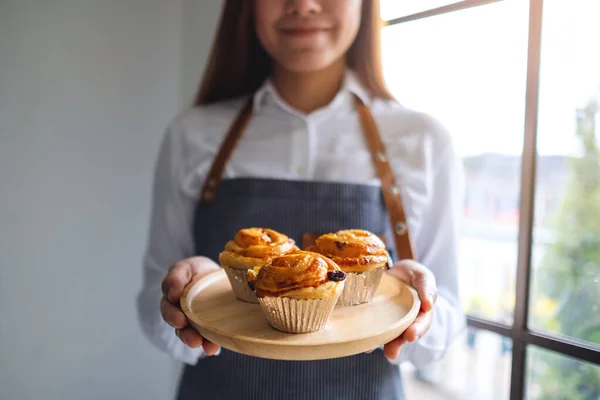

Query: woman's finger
[[161, 262, 196, 302], [383, 336, 406, 360], [402, 311, 433, 343], [386, 260, 414, 284], [161, 257, 221, 350], [389, 260, 437, 313], [162, 257, 220, 303], [413, 271, 437, 313], [202, 338, 221, 356], [175, 327, 204, 348], [160, 296, 188, 329]]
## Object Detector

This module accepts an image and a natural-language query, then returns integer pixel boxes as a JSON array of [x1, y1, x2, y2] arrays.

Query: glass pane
[[526, 346, 600, 400], [402, 329, 511, 399], [382, 0, 529, 323], [381, 0, 461, 21], [529, 0, 600, 347]]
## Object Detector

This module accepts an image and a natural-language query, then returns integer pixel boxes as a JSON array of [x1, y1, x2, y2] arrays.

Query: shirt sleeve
[[135, 120, 207, 365], [389, 130, 467, 368]]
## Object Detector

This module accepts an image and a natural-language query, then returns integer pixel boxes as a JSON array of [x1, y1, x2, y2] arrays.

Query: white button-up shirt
[[137, 71, 466, 368]]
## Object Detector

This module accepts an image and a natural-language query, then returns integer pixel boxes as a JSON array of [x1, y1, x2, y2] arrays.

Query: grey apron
[[177, 96, 411, 400]]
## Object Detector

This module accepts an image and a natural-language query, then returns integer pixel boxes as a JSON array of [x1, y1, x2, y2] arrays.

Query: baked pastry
[[308, 229, 391, 306], [219, 228, 297, 303], [247, 251, 346, 333]]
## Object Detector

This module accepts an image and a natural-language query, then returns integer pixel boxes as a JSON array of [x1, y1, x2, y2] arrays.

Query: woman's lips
[[280, 26, 330, 36]]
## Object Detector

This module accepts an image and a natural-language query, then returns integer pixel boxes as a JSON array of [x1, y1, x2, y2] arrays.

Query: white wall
[[182, 0, 222, 105], [0, 1, 221, 399]]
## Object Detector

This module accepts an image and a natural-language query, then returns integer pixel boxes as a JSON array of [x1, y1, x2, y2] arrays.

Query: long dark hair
[[195, 0, 393, 106]]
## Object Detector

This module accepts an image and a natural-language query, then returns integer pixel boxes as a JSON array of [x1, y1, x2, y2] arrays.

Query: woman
[[137, 0, 465, 399]]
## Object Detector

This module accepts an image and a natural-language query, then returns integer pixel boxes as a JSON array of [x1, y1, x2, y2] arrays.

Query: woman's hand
[[382, 259, 437, 360], [160, 256, 221, 355]]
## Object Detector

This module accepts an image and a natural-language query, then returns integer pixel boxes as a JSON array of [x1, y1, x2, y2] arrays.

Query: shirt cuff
[[137, 284, 209, 365], [385, 292, 466, 368]]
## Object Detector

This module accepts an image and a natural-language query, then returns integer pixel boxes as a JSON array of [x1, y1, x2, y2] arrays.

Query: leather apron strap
[[353, 96, 416, 261], [199, 95, 416, 261]]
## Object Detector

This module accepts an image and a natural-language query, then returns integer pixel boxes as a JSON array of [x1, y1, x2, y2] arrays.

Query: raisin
[[334, 241, 347, 250], [327, 270, 347, 282]]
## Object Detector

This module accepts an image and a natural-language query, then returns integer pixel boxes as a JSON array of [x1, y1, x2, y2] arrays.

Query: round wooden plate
[[180, 269, 420, 361]]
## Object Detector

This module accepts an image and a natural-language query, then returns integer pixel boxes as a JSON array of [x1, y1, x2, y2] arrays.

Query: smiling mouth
[[280, 27, 330, 36]]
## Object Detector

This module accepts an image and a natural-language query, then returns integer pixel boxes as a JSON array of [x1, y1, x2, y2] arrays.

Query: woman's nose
[[285, 0, 323, 16]]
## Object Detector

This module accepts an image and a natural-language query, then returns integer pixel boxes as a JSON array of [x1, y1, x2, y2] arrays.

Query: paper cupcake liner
[[223, 266, 259, 304], [258, 294, 341, 333], [337, 266, 386, 306]]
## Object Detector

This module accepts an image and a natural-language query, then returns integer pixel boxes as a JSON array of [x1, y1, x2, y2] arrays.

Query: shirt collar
[[252, 69, 372, 114]]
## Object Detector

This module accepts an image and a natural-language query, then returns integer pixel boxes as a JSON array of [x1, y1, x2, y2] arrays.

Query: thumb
[[388, 260, 437, 312], [162, 257, 219, 303], [414, 273, 436, 313]]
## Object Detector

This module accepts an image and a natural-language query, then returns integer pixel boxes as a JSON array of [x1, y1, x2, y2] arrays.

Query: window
[[526, 347, 600, 399], [529, 0, 600, 348], [402, 329, 511, 399], [381, 0, 463, 21], [381, 1, 600, 399], [382, 0, 529, 326]]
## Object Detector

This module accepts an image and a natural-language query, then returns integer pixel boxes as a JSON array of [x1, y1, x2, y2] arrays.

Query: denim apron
[[177, 96, 413, 400]]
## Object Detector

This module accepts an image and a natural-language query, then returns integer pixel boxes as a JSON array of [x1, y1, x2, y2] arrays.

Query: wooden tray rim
[[180, 269, 421, 347]]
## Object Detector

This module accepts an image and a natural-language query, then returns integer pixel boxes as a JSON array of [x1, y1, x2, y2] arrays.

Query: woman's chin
[[277, 53, 343, 74]]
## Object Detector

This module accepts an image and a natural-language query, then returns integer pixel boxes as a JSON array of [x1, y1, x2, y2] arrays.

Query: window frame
[[383, 1, 600, 399]]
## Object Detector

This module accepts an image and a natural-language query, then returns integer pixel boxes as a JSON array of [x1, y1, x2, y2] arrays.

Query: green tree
[[530, 92, 600, 400]]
